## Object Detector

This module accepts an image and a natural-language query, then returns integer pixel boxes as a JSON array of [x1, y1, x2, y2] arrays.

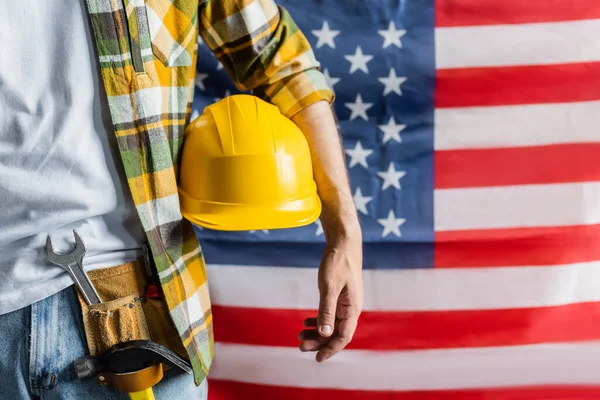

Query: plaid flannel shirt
[[84, 0, 333, 385]]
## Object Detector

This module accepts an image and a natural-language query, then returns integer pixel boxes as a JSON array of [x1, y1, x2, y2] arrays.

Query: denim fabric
[[0, 285, 208, 400]]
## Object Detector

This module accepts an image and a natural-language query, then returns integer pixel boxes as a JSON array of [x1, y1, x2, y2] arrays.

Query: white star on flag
[[214, 90, 232, 102], [379, 68, 407, 96], [345, 141, 373, 168], [216, 60, 224, 70], [323, 69, 340, 89], [377, 210, 406, 237], [378, 21, 406, 49], [345, 94, 373, 121], [311, 21, 340, 49], [377, 163, 406, 190], [197, 35, 204, 45], [354, 187, 373, 215], [344, 46, 374, 74], [195, 72, 208, 91], [190, 109, 200, 121], [314, 219, 324, 236], [378, 117, 406, 144], [250, 230, 269, 234]]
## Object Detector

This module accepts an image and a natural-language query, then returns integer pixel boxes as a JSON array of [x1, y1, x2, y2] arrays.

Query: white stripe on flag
[[209, 342, 600, 390], [207, 261, 600, 311], [435, 101, 600, 150], [436, 19, 600, 69], [434, 181, 600, 231]]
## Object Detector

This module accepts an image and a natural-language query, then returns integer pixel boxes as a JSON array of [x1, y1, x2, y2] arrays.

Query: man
[[0, 0, 363, 398]]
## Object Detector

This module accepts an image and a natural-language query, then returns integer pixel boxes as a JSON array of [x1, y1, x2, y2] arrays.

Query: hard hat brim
[[179, 188, 322, 231]]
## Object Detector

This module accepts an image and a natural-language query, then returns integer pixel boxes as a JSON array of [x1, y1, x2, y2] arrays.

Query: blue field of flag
[[192, 0, 435, 269]]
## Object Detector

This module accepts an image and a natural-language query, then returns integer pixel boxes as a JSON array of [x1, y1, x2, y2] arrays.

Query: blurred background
[[191, 1, 600, 399]]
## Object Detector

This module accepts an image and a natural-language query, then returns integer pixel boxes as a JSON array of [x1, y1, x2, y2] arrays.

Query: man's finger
[[298, 329, 325, 342], [316, 313, 358, 362], [298, 329, 329, 352], [300, 339, 327, 352], [317, 286, 340, 337]]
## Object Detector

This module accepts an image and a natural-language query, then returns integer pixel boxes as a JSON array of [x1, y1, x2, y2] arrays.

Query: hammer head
[[46, 230, 86, 266]]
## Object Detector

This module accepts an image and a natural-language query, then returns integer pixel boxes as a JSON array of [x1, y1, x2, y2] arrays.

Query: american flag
[[192, 1, 600, 398]]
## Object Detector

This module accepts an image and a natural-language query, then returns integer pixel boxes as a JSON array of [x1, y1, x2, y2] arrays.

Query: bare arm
[[292, 101, 360, 241], [292, 101, 364, 362]]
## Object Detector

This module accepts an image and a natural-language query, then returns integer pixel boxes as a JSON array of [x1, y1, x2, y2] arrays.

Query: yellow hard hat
[[178, 94, 322, 231]]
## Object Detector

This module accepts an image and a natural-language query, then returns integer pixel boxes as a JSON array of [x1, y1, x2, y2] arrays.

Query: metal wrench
[[46, 230, 102, 305]]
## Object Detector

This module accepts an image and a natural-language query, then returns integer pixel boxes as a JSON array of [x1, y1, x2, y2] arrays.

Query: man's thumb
[[318, 288, 339, 337]]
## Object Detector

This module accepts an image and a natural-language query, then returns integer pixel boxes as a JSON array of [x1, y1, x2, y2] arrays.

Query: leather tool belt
[[74, 249, 187, 364]]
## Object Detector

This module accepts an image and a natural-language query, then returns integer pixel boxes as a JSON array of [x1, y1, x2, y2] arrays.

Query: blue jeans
[[0, 285, 208, 400]]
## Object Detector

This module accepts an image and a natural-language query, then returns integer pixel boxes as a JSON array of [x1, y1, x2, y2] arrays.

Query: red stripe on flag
[[436, 0, 600, 27], [208, 380, 600, 400], [436, 62, 600, 108], [212, 302, 600, 350], [435, 143, 600, 189], [435, 224, 600, 268]]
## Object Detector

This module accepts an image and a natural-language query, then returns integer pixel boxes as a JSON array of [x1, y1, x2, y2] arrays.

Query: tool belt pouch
[[75, 261, 187, 361]]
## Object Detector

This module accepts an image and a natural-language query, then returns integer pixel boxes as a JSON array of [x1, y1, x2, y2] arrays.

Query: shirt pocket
[[121, 0, 196, 71]]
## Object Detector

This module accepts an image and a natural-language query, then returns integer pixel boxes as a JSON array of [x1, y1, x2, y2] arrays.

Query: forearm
[[291, 101, 361, 245], [294, 105, 363, 362]]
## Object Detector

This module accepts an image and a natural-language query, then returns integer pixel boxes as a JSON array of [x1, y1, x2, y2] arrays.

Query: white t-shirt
[[0, 0, 147, 314]]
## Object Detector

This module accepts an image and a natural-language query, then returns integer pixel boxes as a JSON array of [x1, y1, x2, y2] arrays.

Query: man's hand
[[299, 234, 363, 362], [291, 100, 364, 362]]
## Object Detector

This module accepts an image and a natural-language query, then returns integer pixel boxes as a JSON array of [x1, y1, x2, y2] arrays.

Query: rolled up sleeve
[[198, 0, 334, 118]]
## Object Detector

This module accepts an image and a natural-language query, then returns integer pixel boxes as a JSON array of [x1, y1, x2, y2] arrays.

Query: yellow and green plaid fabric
[[83, 0, 333, 385]]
